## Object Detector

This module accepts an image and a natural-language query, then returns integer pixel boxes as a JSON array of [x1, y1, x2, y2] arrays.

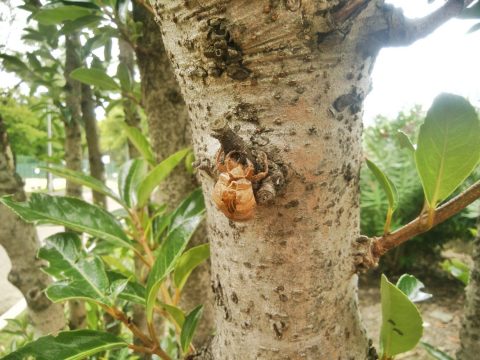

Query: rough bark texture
[[81, 83, 106, 207], [64, 33, 86, 329], [0, 114, 66, 334], [132, 3, 214, 345], [458, 216, 480, 360], [64, 34, 83, 198], [152, 1, 381, 358], [118, 38, 142, 159]]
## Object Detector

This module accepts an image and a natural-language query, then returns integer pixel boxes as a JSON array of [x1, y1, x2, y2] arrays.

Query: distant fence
[[16, 156, 119, 179]]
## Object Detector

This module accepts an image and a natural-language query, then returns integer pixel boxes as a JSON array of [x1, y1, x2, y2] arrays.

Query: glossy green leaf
[[159, 303, 186, 328], [174, 244, 210, 291], [397, 130, 415, 153], [366, 159, 399, 211], [0, 193, 133, 249], [380, 274, 423, 358], [180, 305, 203, 353], [107, 271, 146, 305], [38, 232, 111, 305], [117, 158, 148, 207], [420, 341, 454, 360], [121, 123, 156, 166], [60, 14, 103, 34], [70, 67, 120, 91], [137, 148, 190, 207], [40, 165, 125, 206], [441, 259, 470, 285], [34, 5, 94, 25], [396, 274, 432, 303], [1, 330, 127, 360], [415, 93, 480, 208], [145, 189, 205, 321]]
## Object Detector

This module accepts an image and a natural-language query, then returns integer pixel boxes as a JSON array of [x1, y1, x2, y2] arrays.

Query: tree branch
[[381, 0, 473, 47], [354, 180, 480, 271]]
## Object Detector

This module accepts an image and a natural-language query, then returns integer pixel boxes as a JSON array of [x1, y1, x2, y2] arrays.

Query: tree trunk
[[64, 32, 86, 329], [151, 1, 381, 358], [81, 83, 107, 207], [64, 33, 84, 199], [458, 214, 480, 360], [0, 114, 66, 334], [118, 38, 142, 159], [132, 3, 214, 345]]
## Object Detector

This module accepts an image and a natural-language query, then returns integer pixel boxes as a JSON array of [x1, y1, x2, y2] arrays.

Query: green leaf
[[467, 22, 480, 33], [0, 193, 133, 249], [137, 148, 190, 207], [159, 303, 186, 327], [396, 274, 432, 303], [117, 158, 148, 207], [70, 67, 120, 91], [397, 130, 415, 153], [34, 5, 94, 25], [106, 271, 146, 305], [459, 2, 480, 19], [366, 159, 399, 211], [40, 165, 125, 207], [117, 62, 132, 91], [180, 305, 203, 353], [441, 259, 470, 285], [0, 54, 30, 73], [174, 244, 210, 291], [121, 123, 156, 166], [380, 274, 423, 358], [38, 232, 111, 305], [420, 341, 454, 360], [60, 14, 103, 34], [415, 93, 480, 208], [145, 189, 205, 321], [1, 330, 127, 360]]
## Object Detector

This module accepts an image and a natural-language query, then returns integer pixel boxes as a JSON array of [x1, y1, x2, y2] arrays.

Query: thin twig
[[381, 0, 474, 47], [373, 180, 480, 258]]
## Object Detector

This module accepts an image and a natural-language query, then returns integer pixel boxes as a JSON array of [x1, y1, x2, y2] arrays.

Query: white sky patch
[[1, 1, 479, 125]]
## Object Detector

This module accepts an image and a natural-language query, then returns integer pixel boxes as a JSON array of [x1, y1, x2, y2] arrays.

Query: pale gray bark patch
[[64, 33, 84, 198], [81, 83, 107, 207], [151, 1, 381, 358], [0, 115, 66, 334], [133, 4, 214, 346]]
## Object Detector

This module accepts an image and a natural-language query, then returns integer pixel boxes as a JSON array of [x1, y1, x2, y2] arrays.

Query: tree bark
[[64, 33, 84, 199], [64, 32, 86, 329], [132, 3, 214, 346], [0, 114, 66, 334], [118, 38, 142, 159], [151, 1, 380, 358], [81, 83, 107, 207], [458, 213, 480, 360]]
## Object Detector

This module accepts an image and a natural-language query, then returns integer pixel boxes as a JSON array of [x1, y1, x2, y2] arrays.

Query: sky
[[1, 1, 480, 125]]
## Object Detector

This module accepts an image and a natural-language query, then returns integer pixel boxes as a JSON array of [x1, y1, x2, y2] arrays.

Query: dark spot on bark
[[203, 18, 251, 81], [273, 321, 287, 339], [230, 292, 238, 304], [285, 200, 299, 208], [165, 89, 183, 104]]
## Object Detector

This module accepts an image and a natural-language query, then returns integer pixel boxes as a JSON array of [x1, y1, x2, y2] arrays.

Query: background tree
[[132, 2, 214, 345], [0, 113, 65, 334]]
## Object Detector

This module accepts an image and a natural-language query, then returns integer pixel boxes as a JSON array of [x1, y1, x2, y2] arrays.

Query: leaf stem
[[372, 180, 480, 260], [383, 207, 393, 235]]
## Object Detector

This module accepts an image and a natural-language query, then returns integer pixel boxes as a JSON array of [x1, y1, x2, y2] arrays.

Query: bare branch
[[381, 0, 472, 47], [355, 180, 480, 271]]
